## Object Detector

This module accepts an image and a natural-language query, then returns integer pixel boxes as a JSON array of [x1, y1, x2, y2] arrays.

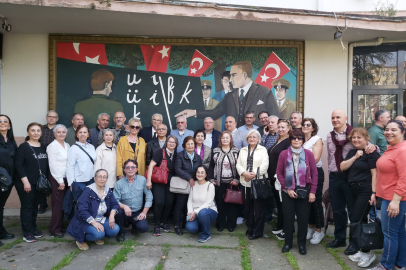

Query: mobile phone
[[265, 126, 269, 132], [186, 215, 190, 221], [134, 216, 139, 221]]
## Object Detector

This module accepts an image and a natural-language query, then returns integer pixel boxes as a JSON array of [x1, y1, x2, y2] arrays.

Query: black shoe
[[175, 226, 183, 236], [282, 244, 291, 253], [299, 245, 307, 255], [0, 231, 15, 240], [326, 239, 346, 248], [246, 229, 253, 236], [124, 221, 129, 228], [248, 234, 263, 240], [34, 230, 43, 238], [38, 207, 46, 214], [217, 226, 224, 232], [160, 224, 171, 233], [154, 226, 161, 236], [344, 244, 358, 255], [116, 232, 125, 242], [61, 228, 66, 233], [49, 232, 64, 238], [228, 227, 235, 232], [131, 228, 138, 236]]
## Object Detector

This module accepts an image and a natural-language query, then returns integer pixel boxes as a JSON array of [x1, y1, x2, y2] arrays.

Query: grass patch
[[37, 224, 49, 231], [154, 244, 170, 270], [50, 249, 81, 270], [0, 238, 23, 251], [235, 232, 251, 270], [321, 239, 351, 270], [270, 235, 299, 270], [104, 239, 137, 270]]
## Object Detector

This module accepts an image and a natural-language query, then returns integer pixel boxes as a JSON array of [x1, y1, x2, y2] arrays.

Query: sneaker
[[310, 231, 325, 245], [160, 224, 171, 233], [23, 235, 36, 243], [349, 251, 362, 262], [358, 252, 376, 268], [276, 231, 285, 240], [94, 239, 104, 245], [272, 228, 283, 235], [154, 226, 161, 236], [236, 217, 245, 225], [198, 236, 211, 243], [393, 265, 406, 270], [34, 230, 43, 238], [76, 241, 89, 251], [367, 263, 386, 270], [306, 227, 316, 240]]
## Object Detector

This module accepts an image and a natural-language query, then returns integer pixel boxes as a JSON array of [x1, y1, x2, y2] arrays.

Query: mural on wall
[[56, 42, 298, 130]]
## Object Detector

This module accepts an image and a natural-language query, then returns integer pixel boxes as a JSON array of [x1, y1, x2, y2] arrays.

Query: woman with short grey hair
[[95, 129, 117, 189]]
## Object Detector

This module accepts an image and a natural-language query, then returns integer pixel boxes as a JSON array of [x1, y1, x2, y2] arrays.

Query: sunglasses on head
[[278, 119, 290, 124], [130, 125, 141, 130]]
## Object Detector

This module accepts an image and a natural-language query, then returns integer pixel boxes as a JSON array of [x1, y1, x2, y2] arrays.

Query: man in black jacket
[[139, 113, 163, 144], [89, 113, 110, 149], [203, 117, 221, 149]]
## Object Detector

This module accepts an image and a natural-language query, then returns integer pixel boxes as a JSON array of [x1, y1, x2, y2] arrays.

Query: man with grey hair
[[39, 110, 59, 147], [260, 115, 279, 150], [203, 117, 221, 148], [369, 109, 390, 156], [110, 111, 129, 144], [290, 111, 303, 130], [139, 113, 163, 143], [225, 116, 247, 150], [89, 113, 110, 149], [170, 116, 194, 153], [66, 113, 84, 146]]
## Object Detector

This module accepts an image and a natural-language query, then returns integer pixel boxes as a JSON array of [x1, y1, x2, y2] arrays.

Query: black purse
[[251, 168, 273, 200], [292, 156, 309, 200], [350, 205, 384, 250], [0, 167, 12, 192], [28, 144, 52, 194]]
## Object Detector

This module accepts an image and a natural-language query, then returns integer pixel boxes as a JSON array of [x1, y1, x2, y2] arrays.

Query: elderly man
[[225, 116, 247, 150], [39, 110, 59, 147], [114, 159, 153, 242], [290, 111, 302, 130], [66, 113, 84, 146], [256, 111, 269, 137], [238, 111, 258, 135], [170, 116, 194, 153], [139, 114, 163, 144], [260, 115, 279, 150], [369, 109, 390, 156], [89, 113, 110, 149], [146, 123, 168, 165], [112, 111, 129, 143], [203, 117, 221, 149]]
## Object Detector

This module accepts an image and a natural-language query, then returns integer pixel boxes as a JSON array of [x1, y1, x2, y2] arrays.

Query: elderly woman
[[146, 123, 168, 167], [95, 129, 117, 189], [47, 124, 70, 238], [208, 131, 239, 232], [147, 135, 178, 236], [368, 121, 406, 270], [340, 127, 379, 268], [236, 129, 269, 240], [185, 165, 217, 243], [66, 125, 96, 191], [194, 129, 211, 169], [15, 123, 49, 243], [174, 136, 202, 236], [276, 129, 318, 255], [67, 169, 120, 251], [117, 118, 147, 178], [268, 119, 291, 240]]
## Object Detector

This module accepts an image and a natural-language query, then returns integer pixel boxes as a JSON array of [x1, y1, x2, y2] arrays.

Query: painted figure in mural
[[175, 61, 280, 128], [201, 80, 222, 132], [212, 71, 232, 130], [273, 79, 296, 120], [74, 69, 124, 127]]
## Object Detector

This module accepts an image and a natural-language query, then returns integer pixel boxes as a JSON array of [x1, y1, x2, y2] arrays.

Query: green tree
[[105, 44, 143, 69]]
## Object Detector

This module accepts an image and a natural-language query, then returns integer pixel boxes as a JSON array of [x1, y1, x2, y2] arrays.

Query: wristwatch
[[372, 192, 376, 194]]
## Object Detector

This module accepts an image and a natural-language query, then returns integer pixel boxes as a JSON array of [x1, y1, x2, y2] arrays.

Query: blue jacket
[[67, 186, 119, 243], [175, 150, 202, 181], [211, 129, 221, 149]]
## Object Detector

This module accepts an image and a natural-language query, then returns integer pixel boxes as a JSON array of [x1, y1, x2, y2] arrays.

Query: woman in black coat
[[174, 136, 202, 236]]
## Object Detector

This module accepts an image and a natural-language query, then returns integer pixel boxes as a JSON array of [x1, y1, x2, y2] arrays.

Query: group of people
[[0, 107, 405, 270]]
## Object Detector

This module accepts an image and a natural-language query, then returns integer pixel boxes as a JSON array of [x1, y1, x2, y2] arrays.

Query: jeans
[[380, 199, 406, 270], [185, 208, 217, 239], [74, 179, 94, 190], [84, 218, 120, 242], [368, 206, 379, 220], [329, 172, 354, 241], [152, 181, 174, 226], [309, 167, 325, 229], [115, 209, 149, 234]]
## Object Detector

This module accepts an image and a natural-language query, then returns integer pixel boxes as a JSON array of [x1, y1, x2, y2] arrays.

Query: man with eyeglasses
[[114, 159, 153, 242], [39, 110, 59, 147], [170, 116, 194, 153], [256, 111, 270, 137], [139, 114, 163, 144], [273, 79, 296, 120], [89, 113, 110, 149], [203, 117, 221, 148], [66, 113, 84, 146], [238, 111, 258, 135], [146, 123, 168, 165]]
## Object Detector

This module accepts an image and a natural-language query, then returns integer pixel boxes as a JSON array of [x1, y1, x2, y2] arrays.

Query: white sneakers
[[310, 231, 325, 244], [349, 251, 376, 268], [236, 217, 245, 225], [306, 227, 316, 240]]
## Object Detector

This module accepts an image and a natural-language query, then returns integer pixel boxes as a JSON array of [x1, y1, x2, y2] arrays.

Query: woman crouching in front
[[67, 169, 120, 250], [276, 129, 318, 255]]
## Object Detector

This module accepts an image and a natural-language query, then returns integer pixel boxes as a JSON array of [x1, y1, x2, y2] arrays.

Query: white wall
[[1, 34, 49, 137]]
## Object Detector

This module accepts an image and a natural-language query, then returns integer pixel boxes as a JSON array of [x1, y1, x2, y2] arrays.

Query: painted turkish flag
[[140, 45, 155, 70], [148, 45, 171, 73], [187, 50, 213, 77], [57, 43, 108, 65], [254, 52, 290, 88]]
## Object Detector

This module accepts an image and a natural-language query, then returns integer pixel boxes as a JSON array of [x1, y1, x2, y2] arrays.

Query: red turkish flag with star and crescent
[[187, 50, 213, 77], [57, 43, 108, 65], [140, 45, 155, 70], [148, 45, 171, 73], [254, 52, 290, 88]]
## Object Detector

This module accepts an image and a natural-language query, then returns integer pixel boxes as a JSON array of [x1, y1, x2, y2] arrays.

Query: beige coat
[[94, 142, 117, 188], [236, 144, 269, 187]]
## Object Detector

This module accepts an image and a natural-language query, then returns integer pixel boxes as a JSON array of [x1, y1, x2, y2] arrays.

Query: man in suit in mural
[[74, 69, 124, 127], [212, 71, 232, 130], [273, 79, 296, 120], [201, 80, 222, 132], [175, 61, 280, 128]]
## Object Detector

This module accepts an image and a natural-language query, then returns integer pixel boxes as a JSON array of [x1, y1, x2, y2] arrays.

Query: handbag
[[28, 144, 52, 194], [291, 156, 309, 200], [170, 176, 191, 194], [251, 168, 273, 200], [350, 205, 384, 250], [223, 183, 243, 204], [0, 167, 12, 192], [144, 149, 169, 184]]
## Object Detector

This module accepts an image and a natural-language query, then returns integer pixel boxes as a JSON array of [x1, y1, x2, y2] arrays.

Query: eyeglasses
[[0, 120, 9, 123], [125, 166, 137, 170], [167, 141, 176, 144], [96, 176, 108, 180], [130, 126, 141, 130], [47, 116, 58, 119], [292, 136, 304, 141], [177, 122, 185, 124], [152, 119, 162, 122], [303, 123, 312, 127], [157, 128, 167, 131]]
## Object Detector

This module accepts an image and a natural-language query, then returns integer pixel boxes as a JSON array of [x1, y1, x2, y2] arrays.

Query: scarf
[[285, 146, 307, 189], [330, 123, 353, 171], [195, 146, 204, 160], [246, 144, 257, 172], [186, 151, 195, 169]]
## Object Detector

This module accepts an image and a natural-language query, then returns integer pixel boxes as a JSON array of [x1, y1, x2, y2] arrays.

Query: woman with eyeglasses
[[302, 118, 325, 245], [276, 129, 318, 255], [117, 118, 147, 178], [146, 123, 168, 167], [47, 124, 70, 238], [267, 119, 292, 240], [0, 115, 17, 246], [95, 129, 117, 189], [15, 123, 49, 243], [147, 135, 178, 236], [194, 129, 211, 169]]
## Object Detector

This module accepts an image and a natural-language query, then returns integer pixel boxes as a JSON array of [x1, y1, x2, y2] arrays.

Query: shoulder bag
[[223, 182, 243, 204], [350, 205, 383, 250], [144, 149, 169, 184], [170, 176, 191, 194], [0, 167, 12, 192], [292, 156, 309, 200], [251, 168, 273, 200], [28, 144, 52, 194], [75, 144, 94, 165], [72, 144, 95, 201]]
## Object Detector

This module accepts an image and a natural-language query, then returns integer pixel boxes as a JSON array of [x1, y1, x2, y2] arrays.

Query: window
[[357, 94, 397, 129]]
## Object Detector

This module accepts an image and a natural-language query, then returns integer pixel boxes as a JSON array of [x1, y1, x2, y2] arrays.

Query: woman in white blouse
[[46, 124, 70, 238], [94, 129, 117, 189]]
